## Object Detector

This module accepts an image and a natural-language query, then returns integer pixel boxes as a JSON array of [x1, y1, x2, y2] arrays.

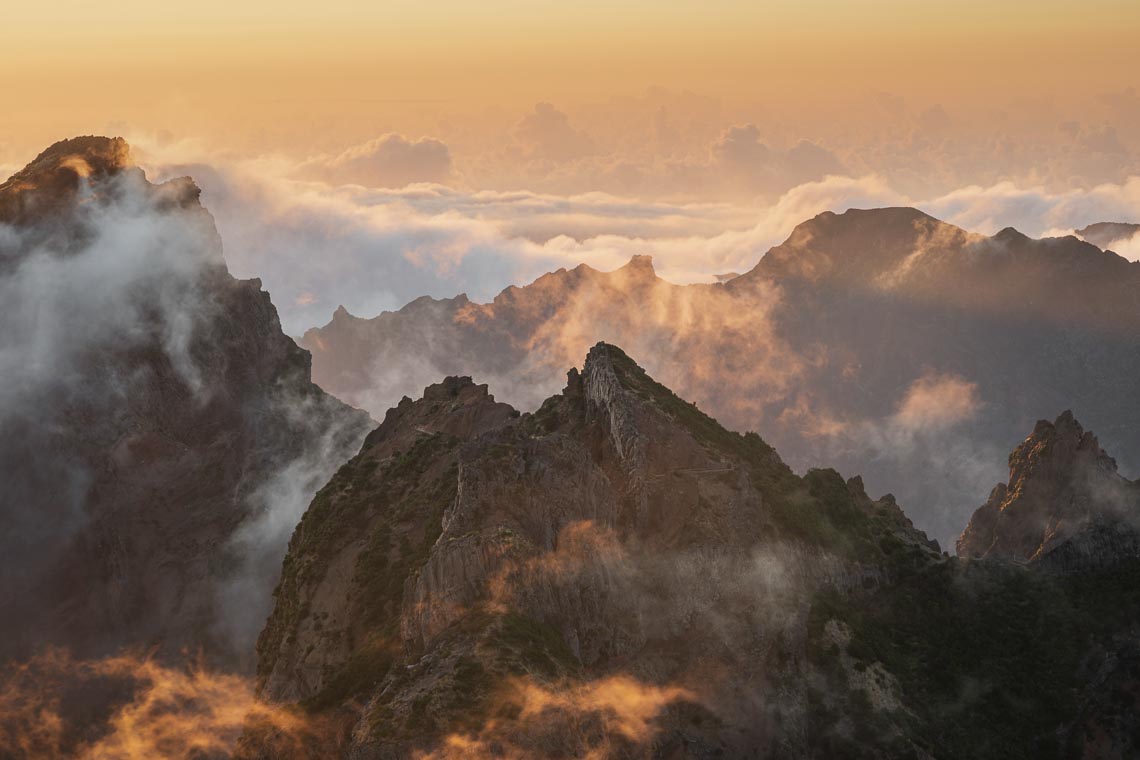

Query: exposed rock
[[254, 343, 944, 758], [957, 411, 1140, 560], [248, 345, 1140, 759], [1078, 221, 1140, 251]]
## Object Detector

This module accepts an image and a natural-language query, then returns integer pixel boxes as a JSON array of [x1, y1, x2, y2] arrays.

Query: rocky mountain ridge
[[958, 410, 1140, 561], [249, 344, 1140, 759]]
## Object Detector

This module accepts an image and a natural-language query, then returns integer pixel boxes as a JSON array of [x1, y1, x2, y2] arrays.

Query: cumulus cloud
[[512, 102, 597, 162], [712, 124, 846, 195], [130, 136, 1140, 339], [816, 372, 1001, 550], [145, 148, 904, 334], [300, 133, 453, 188], [922, 177, 1140, 239], [893, 374, 981, 433], [1106, 231, 1140, 261], [1081, 226, 1140, 262]]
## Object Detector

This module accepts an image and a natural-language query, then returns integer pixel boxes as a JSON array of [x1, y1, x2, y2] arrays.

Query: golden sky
[[2, 0, 1138, 164], [3, 1, 1140, 343]]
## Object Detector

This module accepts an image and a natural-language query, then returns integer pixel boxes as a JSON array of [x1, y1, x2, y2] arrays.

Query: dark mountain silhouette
[[0, 137, 371, 667]]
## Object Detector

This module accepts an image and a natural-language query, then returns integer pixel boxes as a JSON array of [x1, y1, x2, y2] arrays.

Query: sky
[[2, 0, 1140, 332]]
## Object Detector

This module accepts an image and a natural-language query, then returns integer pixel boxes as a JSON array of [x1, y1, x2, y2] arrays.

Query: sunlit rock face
[[0, 137, 372, 668], [299, 206, 1140, 548], [253, 345, 1140, 758], [958, 411, 1140, 561]]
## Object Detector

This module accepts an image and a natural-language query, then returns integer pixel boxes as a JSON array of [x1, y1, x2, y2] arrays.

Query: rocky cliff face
[[0, 137, 372, 667], [957, 411, 1140, 560], [297, 207, 1140, 549]]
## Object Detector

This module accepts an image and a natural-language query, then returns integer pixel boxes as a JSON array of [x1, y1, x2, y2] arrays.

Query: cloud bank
[[300, 133, 453, 188], [136, 138, 1140, 336]]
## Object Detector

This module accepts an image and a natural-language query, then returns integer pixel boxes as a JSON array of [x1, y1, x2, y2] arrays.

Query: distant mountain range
[[300, 207, 1140, 547]]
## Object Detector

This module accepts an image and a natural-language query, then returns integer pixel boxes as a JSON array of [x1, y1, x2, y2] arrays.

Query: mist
[[0, 147, 368, 667]]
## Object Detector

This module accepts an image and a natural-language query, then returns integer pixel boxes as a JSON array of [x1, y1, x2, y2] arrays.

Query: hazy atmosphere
[[5, 2, 1140, 332], [3, 2, 1140, 758]]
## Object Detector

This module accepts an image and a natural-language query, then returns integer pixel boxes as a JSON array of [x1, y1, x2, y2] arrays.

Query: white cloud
[[299, 133, 453, 188], [132, 139, 1140, 335]]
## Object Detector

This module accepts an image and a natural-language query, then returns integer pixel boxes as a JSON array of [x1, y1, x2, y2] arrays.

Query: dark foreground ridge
[[249, 344, 1140, 759], [0, 136, 372, 668]]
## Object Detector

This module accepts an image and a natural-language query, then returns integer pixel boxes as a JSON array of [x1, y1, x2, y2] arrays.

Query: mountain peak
[[0, 136, 137, 225], [957, 411, 1138, 560], [1, 136, 132, 192], [360, 374, 517, 456], [746, 206, 974, 284], [993, 226, 1029, 244], [615, 254, 657, 282]]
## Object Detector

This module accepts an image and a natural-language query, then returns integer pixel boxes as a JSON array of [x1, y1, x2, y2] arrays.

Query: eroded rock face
[[255, 343, 938, 758], [957, 411, 1140, 560], [0, 137, 372, 667]]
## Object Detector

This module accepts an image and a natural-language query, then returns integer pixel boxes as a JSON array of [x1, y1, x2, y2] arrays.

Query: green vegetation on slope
[[807, 553, 1140, 758]]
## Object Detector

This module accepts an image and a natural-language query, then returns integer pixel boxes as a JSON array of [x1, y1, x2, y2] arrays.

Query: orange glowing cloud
[[0, 649, 314, 760], [415, 674, 696, 759]]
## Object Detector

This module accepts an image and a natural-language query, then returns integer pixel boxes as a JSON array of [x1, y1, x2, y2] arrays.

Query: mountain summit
[[246, 345, 1140, 758], [958, 411, 1140, 560], [0, 136, 135, 225]]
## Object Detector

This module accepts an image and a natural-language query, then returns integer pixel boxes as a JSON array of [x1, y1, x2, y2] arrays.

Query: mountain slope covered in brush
[[251, 345, 1140, 759]]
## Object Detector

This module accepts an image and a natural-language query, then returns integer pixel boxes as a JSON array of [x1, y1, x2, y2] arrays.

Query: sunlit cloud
[[0, 649, 313, 760], [125, 136, 1140, 337]]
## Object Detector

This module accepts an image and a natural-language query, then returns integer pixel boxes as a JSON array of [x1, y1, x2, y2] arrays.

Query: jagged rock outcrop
[[957, 411, 1140, 560], [297, 207, 1140, 548], [0, 137, 372, 667]]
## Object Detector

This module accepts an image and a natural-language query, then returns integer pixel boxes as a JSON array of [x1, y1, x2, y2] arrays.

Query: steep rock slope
[[297, 208, 1140, 548], [0, 137, 372, 666], [958, 411, 1140, 560]]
